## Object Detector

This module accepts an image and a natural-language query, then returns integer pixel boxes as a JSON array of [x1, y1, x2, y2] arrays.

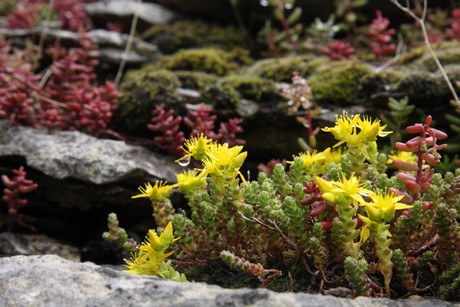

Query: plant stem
[[389, 0, 460, 106], [115, 1, 140, 85]]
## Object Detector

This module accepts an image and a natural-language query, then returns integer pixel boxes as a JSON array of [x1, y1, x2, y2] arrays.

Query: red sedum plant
[[1, 166, 38, 231], [367, 10, 396, 59]]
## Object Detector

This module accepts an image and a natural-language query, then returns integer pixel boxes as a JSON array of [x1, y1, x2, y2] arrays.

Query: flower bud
[[322, 192, 336, 204]]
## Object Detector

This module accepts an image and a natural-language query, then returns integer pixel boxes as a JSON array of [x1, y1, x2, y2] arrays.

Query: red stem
[[276, 3, 298, 52]]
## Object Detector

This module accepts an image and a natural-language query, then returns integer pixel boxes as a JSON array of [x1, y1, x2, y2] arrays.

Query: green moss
[[307, 61, 373, 106], [398, 46, 426, 66], [117, 69, 183, 136], [217, 75, 280, 104], [156, 48, 253, 76], [396, 71, 450, 107], [439, 64, 460, 94], [247, 56, 328, 82], [174, 71, 218, 90], [418, 47, 460, 71], [141, 19, 246, 54], [437, 264, 460, 301], [185, 260, 326, 293], [358, 69, 405, 107], [185, 260, 260, 289], [201, 83, 241, 110]]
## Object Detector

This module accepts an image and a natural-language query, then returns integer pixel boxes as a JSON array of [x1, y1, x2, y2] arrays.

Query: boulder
[[0, 255, 455, 307], [0, 233, 80, 262], [85, 0, 179, 27], [0, 120, 180, 184], [0, 121, 182, 243]]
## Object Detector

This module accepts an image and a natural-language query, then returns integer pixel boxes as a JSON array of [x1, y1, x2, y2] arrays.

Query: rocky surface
[[0, 28, 160, 65], [0, 120, 180, 184], [0, 233, 80, 262], [85, 0, 179, 26], [0, 254, 456, 307], [0, 120, 182, 244]]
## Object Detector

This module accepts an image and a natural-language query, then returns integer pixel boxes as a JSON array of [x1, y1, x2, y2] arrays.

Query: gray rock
[[0, 255, 456, 307], [85, 1, 179, 25], [0, 28, 160, 65], [0, 120, 180, 184], [0, 233, 80, 262], [98, 48, 147, 64], [0, 255, 455, 307]]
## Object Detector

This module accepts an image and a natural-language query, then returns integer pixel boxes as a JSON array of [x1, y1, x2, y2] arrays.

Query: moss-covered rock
[[117, 69, 183, 136], [415, 44, 460, 72], [156, 48, 253, 76], [247, 56, 328, 82], [174, 71, 218, 90], [396, 71, 450, 107], [217, 75, 280, 104], [399, 41, 460, 69], [201, 83, 242, 110], [358, 69, 405, 107], [141, 19, 246, 54], [307, 61, 373, 106]]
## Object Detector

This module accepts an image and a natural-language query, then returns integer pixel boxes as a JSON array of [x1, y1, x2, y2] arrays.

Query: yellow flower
[[146, 221, 180, 252], [177, 134, 212, 163], [315, 174, 371, 205], [175, 169, 206, 192], [328, 147, 344, 164], [322, 111, 362, 147], [132, 181, 173, 202], [322, 111, 391, 147], [386, 150, 417, 165], [357, 214, 374, 246], [360, 190, 412, 223], [290, 148, 332, 175], [124, 222, 181, 277], [332, 174, 371, 205], [202, 143, 247, 177], [357, 115, 391, 143]]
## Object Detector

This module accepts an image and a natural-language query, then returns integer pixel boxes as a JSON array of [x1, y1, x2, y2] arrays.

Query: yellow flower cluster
[[322, 111, 391, 160], [358, 191, 412, 246], [290, 147, 342, 175], [133, 134, 248, 199], [175, 134, 248, 190], [124, 221, 185, 280], [315, 175, 413, 246], [323, 111, 391, 147], [132, 181, 174, 202], [315, 174, 371, 206]]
